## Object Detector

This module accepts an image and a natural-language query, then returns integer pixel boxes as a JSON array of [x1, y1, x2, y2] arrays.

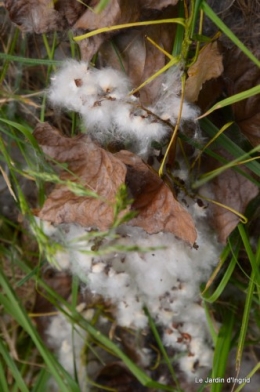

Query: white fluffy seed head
[[47, 60, 200, 158]]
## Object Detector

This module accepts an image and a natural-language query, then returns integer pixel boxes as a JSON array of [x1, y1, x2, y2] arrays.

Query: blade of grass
[[190, 0, 204, 37], [11, 256, 174, 391], [235, 227, 260, 373], [0, 359, 9, 392], [211, 311, 235, 392], [191, 121, 233, 169], [199, 118, 260, 182], [238, 224, 260, 282], [203, 302, 218, 346], [234, 267, 255, 374], [144, 307, 181, 390], [0, 118, 41, 153], [198, 85, 260, 119], [31, 368, 50, 392], [202, 241, 239, 304], [0, 27, 19, 84], [0, 338, 29, 392], [76, 313, 174, 391], [94, 0, 111, 13], [234, 362, 260, 392], [74, 19, 186, 41], [201, 1, 260, 68], [0, 271, 81, 392], [0, 53, 62, 66], [172, 1, 185, 56], [193, 141, 260, 189]]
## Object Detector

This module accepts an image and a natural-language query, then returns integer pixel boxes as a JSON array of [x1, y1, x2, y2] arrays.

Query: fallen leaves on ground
[[185, 41, 224, 103], [201, 150, 259, 244], [33, 122, 127, 230], [98, 9, 176, 105], [34, 123, 197, 245], [115, 150, 197, 245], [224, 47, 260, 147], [3, 0, 87, 33], [74, 0, 141, 60], [5, 0, 178, 89]]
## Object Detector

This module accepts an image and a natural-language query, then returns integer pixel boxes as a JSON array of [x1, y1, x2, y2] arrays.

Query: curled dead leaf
[[185, 41, 224, 103], [115, 150, 197, 245], [33, 122, 127, 230], [34, 123, 196, 244]]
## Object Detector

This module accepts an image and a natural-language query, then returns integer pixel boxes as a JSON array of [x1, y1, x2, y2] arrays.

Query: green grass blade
[[172, 1, 185, 56], [235, 268, 255, 372], [0, 271, 81, 392], [145, 307, 180, 390], [193, 143, 260, 188], [0, 338, 29, 392], [0, 53, 62, 66], [74, 19, 186, 41], [199, 119, 260, 182], [211, 311, 235, 392], [201, 1, 260, 68], [202, 243, 238, 303], [198, 85, 260, 119], [194, 119, 260, 188], [238, 224, 259, 281], [31, 368, 50, 392], [235, 226, 260, 372], [75, 313, 174, 390], [191, 0, 204, 36], [0, 359, 9, 392], [0, 118, 41, 153], [94, 0, 111, 13], [203, 302, 218, 345], [0, 27, 19, 84], [234, 362, 260, 392], [3, 255, 173, 391]]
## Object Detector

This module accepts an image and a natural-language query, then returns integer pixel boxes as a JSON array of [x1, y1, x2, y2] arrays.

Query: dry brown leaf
[[35, 123, 196, 244], [141, 0, 178, 9], [201, 151, 259, 244], [4, 0, 88, 33], [196, 77, 224, 113], [98, 7, 176, 105], [33, 122, 127, 230], [115, 150, 197, 245], [75, 0, 141, 61], [224, 47, 260, 146], [185, 41, 224, 103]]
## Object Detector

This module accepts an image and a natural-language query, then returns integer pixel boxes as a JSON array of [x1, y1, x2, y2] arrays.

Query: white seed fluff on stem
[[46, 310, 88, 391], [38, 191, 222, 380], [48, 60, 199, 157], [152, 66, 200, 124]]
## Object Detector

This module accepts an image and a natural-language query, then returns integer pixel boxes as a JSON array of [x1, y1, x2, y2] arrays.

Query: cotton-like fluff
[[48, 60, 198, 157], [46, 306, 89, 391], [152, 66, 200, 124], [38, 195, 222, 380]]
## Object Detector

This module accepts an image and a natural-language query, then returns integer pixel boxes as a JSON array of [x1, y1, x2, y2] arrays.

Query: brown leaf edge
[[34, 122, 197, 245]]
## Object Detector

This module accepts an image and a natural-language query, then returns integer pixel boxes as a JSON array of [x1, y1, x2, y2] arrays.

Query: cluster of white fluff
[[48, 60, 198, 157], [37, 193, 222, 380], [46, 304, 89, 391]]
